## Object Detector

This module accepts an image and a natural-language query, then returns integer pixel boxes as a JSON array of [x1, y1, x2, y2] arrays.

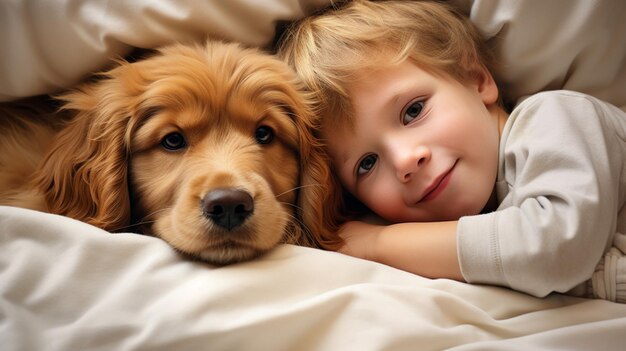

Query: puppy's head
[[37, 41, 339, 263]]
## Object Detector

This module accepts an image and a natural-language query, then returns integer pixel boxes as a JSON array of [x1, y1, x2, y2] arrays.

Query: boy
[[277, 0, 626, 302]]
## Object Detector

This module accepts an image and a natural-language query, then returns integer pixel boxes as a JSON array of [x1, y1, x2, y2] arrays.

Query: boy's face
[[326, 60, 504, 222]]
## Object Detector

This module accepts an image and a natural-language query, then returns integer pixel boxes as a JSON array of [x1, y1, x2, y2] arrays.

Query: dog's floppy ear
[[284, 91, 344, 250], [296, 135, 345, 250], [33, 62, 140, 232]]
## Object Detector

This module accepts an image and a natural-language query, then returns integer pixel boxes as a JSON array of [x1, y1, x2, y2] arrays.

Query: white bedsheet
[[2, 206, 626, 350]]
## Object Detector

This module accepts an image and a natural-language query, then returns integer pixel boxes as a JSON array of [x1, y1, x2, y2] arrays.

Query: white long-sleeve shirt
[[458, 90, 626, 299]]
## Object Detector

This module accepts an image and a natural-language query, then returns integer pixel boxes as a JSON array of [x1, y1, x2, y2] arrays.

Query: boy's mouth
[[417, 160, 457, 203]]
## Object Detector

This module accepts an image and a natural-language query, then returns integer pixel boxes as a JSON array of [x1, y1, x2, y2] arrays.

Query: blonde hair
[[277, 0, 497, 129]]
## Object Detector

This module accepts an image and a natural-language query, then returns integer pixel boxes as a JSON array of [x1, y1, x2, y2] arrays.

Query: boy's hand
[[337, 220, 383, 261]]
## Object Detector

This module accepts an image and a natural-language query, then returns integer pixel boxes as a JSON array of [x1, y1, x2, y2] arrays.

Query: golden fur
[[0, 40, 339, 264]]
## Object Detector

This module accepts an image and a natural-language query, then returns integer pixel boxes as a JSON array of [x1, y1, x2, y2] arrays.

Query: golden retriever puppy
[[0, 40, 339, 264]]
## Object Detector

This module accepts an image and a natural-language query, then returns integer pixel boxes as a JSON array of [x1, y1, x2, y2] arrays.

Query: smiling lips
[[417, 161, 457, 203]]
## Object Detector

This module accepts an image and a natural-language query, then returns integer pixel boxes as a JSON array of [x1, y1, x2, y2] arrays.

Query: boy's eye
[[357, 154, 378, 176], [402, 100, 425, 125]]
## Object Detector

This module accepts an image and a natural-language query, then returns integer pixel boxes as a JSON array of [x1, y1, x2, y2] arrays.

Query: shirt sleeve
[[457, 91, 625, 297]]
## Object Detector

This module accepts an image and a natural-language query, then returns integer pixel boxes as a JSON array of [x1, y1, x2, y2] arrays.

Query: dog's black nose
[[202, 188, 254, 230]]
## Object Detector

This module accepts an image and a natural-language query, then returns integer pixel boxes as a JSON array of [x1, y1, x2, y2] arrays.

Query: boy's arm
[[338, 220, 464, 281]]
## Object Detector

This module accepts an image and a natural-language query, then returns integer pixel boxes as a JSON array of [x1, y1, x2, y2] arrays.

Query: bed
[[2, 0, 626, 350]]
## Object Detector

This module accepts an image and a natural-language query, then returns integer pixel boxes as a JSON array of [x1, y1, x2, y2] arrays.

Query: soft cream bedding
[[3, 206, 626, 350], [2, 1, 626, 350], [1, 0, 625, 110]]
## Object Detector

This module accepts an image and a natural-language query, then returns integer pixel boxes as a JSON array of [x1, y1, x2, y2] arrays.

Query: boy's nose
[[393, 145, 431, 183]]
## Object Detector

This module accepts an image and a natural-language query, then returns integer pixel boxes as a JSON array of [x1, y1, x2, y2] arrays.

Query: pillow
[[0, 0, 331, 101], [468, 0, 626, 109], [1, 0, 625, 111]]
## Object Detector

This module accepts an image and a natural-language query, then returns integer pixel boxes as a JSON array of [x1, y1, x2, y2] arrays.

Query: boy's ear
[[472, 65, 499, 106]]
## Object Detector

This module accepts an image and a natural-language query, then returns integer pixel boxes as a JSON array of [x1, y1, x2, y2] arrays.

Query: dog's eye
[[161, 132, 187, 151], [255, 126, 274, 144]]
